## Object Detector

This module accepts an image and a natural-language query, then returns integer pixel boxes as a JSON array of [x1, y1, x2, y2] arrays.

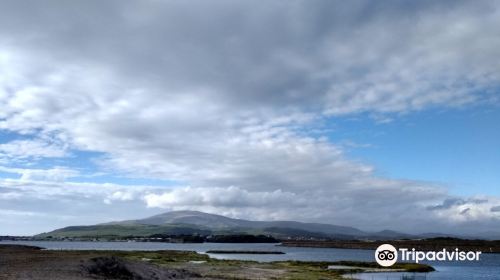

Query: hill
[[37, 210, 410, 240]]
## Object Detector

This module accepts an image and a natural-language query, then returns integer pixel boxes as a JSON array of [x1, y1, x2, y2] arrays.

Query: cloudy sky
[[1, 0, 499, 236]]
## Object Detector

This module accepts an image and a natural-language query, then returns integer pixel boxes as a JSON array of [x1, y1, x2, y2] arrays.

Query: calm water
[[1, 241, 499, 279]]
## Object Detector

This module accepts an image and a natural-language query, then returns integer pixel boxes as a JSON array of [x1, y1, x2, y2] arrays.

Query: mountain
[[370, 230, 416, 240], [107, 211, 253, 228], [37, 210, 407, 240], [108, 210, 367, 235]]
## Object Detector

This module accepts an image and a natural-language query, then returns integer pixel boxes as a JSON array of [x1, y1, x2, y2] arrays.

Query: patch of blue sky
[[0, 170, 17, 179], [52, 150, 103, 170], [0, 129, 28, 143], [325, 105, 500, 196], [0, 149, 101, 170]]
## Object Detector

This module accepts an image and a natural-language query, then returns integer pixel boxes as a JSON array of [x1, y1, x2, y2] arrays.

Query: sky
[[0, 0, 499, 236]]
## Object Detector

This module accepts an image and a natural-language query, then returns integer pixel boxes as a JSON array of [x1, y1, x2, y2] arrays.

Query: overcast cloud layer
[[0, 0, 499, 235]]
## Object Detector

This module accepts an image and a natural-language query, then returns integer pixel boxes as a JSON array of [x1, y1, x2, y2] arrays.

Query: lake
[[1, 241, 499, 279]]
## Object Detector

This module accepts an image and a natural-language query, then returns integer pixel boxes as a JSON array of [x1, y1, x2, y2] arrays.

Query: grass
[[36, 224, 211, 238], [115, 250, 434, 279]]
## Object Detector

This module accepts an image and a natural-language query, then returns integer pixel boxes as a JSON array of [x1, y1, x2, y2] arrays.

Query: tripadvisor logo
[[375, 244, 482, 267], [375, 244, 398, 267]]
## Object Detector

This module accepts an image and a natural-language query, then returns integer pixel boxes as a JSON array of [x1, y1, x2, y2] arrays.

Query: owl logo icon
[[375, 244, 398, 267]]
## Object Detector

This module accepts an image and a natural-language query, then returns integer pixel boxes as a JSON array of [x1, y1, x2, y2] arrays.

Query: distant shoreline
[[3, 236, 500, 254], [280, 238, 500, 253]]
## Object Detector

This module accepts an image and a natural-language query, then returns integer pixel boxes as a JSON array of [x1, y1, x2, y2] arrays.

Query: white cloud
[[0, 1, 498, 234], [0, 166, 79, 182], [0, 191, 23, 200], [104, 190, 136, 205], [428, 197, 500, 223], [144, 186, 304, 209], [0, 139, 67, 160]]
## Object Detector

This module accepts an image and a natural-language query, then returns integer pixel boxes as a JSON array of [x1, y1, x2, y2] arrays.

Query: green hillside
[[35, 210, 414, 240], [36, 224, 212, 239]]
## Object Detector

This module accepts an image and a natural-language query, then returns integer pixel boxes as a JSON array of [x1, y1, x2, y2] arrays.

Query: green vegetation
[[332, 261, 434, 272], [36, 224, 280, 244], [117, 250, 434, 280], [207, 234, 279, 243], [36, 224, 211, 239], [119, 250, 210, 263]]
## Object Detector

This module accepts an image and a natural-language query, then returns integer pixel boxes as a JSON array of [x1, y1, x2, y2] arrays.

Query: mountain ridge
[[103, 210, 366, 236], [38, 210, 415, 240]]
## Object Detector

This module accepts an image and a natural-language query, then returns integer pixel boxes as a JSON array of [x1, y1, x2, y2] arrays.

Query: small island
[[206, 250, 286, 254]]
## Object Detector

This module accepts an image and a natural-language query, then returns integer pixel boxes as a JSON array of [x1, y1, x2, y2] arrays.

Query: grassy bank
[[120, 249, 434, 279]]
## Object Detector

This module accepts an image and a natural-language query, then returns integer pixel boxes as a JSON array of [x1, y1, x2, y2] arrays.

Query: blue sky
[[328, 105, 500, 196], [0, 0, 500, 235]]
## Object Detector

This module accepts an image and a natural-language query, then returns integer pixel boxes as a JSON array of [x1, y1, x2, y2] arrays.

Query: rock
[[82, 257, 201, 279]]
